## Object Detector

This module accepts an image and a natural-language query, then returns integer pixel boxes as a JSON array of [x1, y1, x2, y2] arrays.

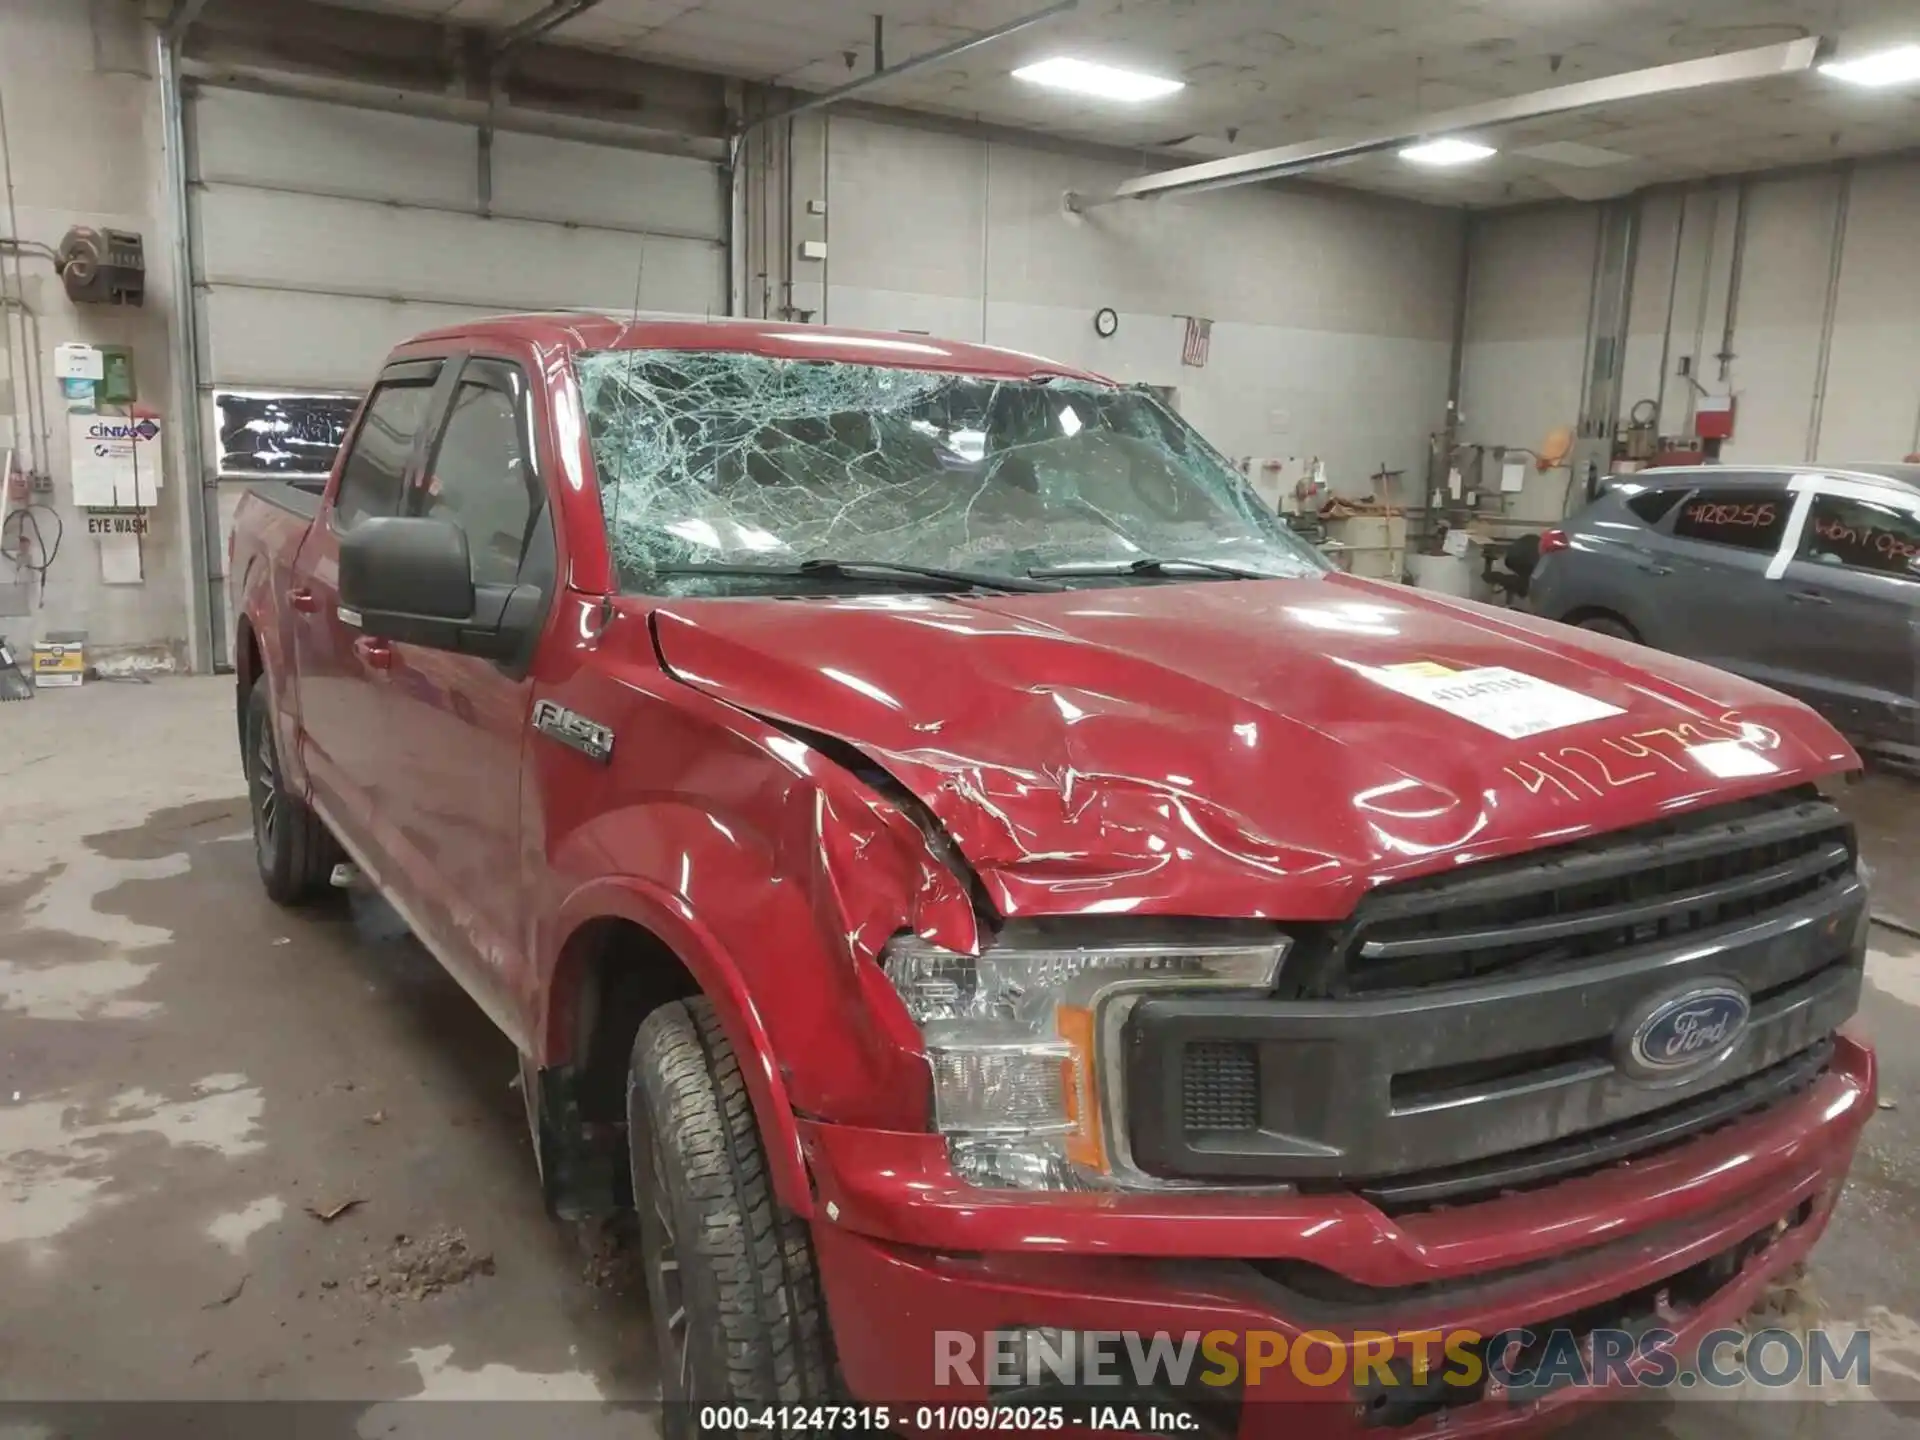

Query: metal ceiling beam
[[1068, 37, 1825, 209], [494, 0, 605, 60], [739, 0, 1078, 136], [181, 58, 729, 163], [163, 0, 213, 43]]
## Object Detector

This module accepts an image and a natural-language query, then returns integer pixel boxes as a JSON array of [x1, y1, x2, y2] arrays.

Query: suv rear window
[[1672, 487, 1789, 553], [1625, 487, 1687, 525]]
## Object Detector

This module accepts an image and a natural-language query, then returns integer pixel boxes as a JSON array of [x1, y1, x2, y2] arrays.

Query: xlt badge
[[533, 699, 614, 763]]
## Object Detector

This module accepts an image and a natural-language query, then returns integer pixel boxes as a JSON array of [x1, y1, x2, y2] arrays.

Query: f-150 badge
[[533, 699, 614, 763]]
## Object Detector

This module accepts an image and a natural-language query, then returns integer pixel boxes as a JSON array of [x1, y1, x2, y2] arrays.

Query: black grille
[[1346, 1036, 1835, 1212], [1301, 793, 1854, 997], [1130, 789, 1868, 1194], [1181, 1041, 1259, 1133]]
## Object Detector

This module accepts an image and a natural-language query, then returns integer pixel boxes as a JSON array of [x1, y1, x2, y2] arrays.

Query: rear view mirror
[[338, 516, 540, 663]]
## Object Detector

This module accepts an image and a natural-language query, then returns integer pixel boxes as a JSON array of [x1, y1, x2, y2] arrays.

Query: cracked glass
[[576, 348, 1328, 595]]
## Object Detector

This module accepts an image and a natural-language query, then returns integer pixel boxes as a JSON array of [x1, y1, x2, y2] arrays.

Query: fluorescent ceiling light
[[1012, 57, 1184, 102], [1400, 138, 1498, 166], [1819, 44, 1920, 87]]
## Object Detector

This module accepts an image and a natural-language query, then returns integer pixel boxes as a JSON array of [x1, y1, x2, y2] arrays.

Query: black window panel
[[214, 391, 362, 482], [1799, 495, 1920, 580], [334, 380, 436, 528], [1625, 487, 1687, 525], [1671, 486, 1790, 553]]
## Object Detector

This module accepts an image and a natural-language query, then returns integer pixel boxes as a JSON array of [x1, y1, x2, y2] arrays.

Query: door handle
[[288, 587, 319, 613], [1787, 589, 1833, 606], [353, 635, 393, 670]]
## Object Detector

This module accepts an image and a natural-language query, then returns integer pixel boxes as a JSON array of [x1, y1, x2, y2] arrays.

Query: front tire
[[244, 680, 339, 905], [627, 998, 832, 1436]]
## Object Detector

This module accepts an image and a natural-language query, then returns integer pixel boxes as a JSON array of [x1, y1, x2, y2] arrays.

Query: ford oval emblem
[[1623, 984, 1750, 1081]]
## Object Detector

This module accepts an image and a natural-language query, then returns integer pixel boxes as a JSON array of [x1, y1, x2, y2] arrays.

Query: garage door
[[186, 85, 727, 663]]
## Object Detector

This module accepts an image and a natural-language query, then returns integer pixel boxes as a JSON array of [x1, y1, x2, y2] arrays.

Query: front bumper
[[804, 1034, 1874, 1437]]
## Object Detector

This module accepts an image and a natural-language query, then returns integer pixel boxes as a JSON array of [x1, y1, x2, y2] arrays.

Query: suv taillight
[[1539, 528, 1571, 555]]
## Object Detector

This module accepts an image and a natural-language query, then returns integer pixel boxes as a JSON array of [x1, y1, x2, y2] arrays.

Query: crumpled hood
[[649, 574, 1856, 920]]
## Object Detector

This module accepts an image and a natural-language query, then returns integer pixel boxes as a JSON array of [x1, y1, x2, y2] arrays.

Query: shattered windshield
[[576, 349, 1329, 595]]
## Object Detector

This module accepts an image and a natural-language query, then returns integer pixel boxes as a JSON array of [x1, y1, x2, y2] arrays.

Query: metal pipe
[[495, 0, 605, 59], [1071, 38, 1823, 208], [1654, 195, 1687, 433], [1444, 210, 1472, 412], [1805, 164, 1853, 464], [739, 0, 1078, 136], [873, 14, 884, 73], [1717, 177, 1750, 384], [0, 75, 46, 478], [1574, 209, 1605, 436], [181, 59, 729, 162], [160, 34, 219, 673]]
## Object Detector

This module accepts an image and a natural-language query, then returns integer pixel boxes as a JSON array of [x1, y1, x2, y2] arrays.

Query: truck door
[[1771, 485, 1920, 752], [291, 359, 445, 856], [379, 357, 555, 1035]]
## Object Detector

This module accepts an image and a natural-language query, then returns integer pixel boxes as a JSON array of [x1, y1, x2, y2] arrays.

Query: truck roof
[[403, 312, 1110, 384]]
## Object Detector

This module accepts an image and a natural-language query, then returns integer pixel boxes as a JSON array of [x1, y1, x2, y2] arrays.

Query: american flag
[[1181, 315, 1212, 368]]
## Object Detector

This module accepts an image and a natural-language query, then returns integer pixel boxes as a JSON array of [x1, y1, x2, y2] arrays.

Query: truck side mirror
[[339, 516, 540, 663]]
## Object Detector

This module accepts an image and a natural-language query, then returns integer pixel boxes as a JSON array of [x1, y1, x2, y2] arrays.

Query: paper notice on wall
[[1501, 460, 1527, 493], [1356, 663, 1625, 740], [55, 343, 104, 381], [69, 413, 163, 507], [98, 530, 143, 585]]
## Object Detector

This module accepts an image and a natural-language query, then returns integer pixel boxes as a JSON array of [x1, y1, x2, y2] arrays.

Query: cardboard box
[[32, 633, 85, 687]]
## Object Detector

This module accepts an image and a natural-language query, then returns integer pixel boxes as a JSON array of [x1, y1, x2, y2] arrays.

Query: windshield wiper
[[1028, 557, 1283, 582], [652, 558, 1063, 594]]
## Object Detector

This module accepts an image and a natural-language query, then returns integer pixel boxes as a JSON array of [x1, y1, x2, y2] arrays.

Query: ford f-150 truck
[[229, 315, 1875, 1437]]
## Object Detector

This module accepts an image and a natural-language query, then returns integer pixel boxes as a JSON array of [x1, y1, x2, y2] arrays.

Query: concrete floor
[[3, 676, 1919, 1435]]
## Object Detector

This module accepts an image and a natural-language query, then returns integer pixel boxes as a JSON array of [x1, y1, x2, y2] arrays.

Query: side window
[[413, 366, 547, 589], [334, 379, 436, 528], [1671, 487, 1790, 554], [1625, 487, 1688, 525], [1799, 494, 1920, 580]]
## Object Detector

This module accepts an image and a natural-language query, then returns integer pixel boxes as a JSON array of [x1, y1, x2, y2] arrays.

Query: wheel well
[[234, 618, 262, 751], [556, 917, 703, 1126], [533, 917, 704, 1218], [1558, 606, 1640, 639]]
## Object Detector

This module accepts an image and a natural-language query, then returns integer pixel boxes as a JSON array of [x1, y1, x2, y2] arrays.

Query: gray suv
[[1528, 463, 1920, 760]]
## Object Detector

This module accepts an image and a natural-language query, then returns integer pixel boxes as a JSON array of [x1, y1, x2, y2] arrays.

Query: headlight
[[883, 928, 1286, 1191]]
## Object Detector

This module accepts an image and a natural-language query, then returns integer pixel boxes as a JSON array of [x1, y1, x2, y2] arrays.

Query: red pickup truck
[[229, 315, 1874, 1436]]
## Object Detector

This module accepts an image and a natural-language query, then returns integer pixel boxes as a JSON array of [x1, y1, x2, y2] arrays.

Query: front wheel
[[244, 680, 339, 905], [627, 997, 833, 1436]]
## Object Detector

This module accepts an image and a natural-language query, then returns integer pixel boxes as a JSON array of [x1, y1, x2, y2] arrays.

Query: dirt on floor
[[3, 678, 1920, 1438]]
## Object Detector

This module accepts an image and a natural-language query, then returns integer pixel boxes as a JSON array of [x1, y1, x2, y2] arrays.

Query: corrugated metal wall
[[186, 86, 727, 655]]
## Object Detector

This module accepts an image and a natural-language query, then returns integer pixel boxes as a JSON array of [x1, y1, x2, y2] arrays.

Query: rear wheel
[[1577, 615, 1638, 642], [245, 680, 339, 905], [627, 997, 832, 1437]]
